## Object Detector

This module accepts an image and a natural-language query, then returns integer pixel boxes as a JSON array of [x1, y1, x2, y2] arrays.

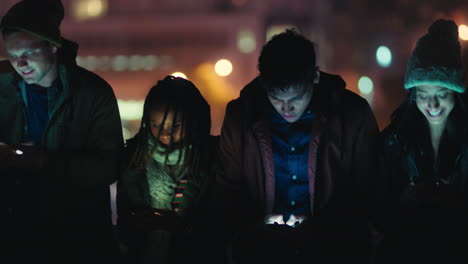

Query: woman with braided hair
[[116, 76, 222, 264]]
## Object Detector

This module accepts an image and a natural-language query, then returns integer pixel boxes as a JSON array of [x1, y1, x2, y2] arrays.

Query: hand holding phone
[[265, 214, 307, 228]]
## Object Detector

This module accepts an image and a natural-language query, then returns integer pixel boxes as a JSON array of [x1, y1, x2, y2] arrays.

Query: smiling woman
[[374, 19, 468, 264], [415, 85, 455, 128]]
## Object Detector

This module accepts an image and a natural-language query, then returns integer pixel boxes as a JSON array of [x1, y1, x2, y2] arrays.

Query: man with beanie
[[0, 0, 123, 263], [374, 19, 468, 264], [216, 29, 379, 263]]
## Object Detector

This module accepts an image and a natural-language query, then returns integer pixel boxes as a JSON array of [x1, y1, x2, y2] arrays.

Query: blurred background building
[[1, 0, 467, 223], [1, 0, 468, 133]]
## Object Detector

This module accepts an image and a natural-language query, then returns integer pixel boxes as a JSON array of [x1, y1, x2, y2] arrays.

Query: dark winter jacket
[[0, 39, 123, 263], [375, 127, 468, 263], [116, 135, 220, 263], [217, 72, 379, 262]]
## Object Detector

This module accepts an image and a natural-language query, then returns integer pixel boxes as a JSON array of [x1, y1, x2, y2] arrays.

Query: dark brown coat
[[217, 72, 379, 262]]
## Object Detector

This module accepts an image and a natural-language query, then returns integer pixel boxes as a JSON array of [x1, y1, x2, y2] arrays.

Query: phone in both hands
[[265, 214, 307, 228]]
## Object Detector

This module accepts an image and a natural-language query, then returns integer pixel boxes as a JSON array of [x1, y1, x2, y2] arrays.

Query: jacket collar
[[238, 71, 347, 125]]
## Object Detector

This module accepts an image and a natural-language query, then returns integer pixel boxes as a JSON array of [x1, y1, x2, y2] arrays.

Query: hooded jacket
[[0, 39, 123, 263], [217, 71, 379, 260]]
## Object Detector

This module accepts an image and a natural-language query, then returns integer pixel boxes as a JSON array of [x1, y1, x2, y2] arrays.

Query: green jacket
[[0, 40, 123, 263]]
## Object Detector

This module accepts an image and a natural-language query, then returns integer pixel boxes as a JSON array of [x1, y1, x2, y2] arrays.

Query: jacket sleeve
[[215, 99, 251, 232], [351, 101, 379, 219], [312, 98, 379, 250], [218, 100, 244, 192], [43, 80, 124, 187], [373, 138, 395, 232]]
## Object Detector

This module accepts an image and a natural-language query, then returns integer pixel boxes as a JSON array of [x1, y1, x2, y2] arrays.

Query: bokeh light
[[87, 0, 104, 17], [237, 29, 256, 54], [73, 0, 107, 21], [111, 55, 128, 72], [459, 25, 468, 41], [171, 72, 188, 79], [117, 100, 144, 121], [214, 59, 233, 77], [358, 76, 374, 95], [376, 46, 392, 68], [266, 25, 296, 41]]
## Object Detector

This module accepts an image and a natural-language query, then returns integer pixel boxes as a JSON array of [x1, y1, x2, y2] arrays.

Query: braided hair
[[127, 75, 211, 178]]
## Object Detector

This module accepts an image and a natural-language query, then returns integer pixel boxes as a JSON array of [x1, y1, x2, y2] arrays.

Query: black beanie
[[404, 19, 465, 93], [0, 0, 64, 47]]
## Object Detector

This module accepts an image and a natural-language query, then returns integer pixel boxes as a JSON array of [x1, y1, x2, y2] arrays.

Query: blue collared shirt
[[270, 106, 315, 221], [18, 79, 61, 145], [24, 83, 49, 145]]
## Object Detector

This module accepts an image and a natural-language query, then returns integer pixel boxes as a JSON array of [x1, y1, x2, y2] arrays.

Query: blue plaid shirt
[[18, 79, 60, 145], [270, 106, 315, 221]]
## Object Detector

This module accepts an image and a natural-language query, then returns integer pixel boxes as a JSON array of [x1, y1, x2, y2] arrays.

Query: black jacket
[[375, 127, 468, 263]]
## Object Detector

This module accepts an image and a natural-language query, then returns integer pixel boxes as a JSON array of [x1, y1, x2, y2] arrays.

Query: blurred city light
[[214, 59, 233, 77], [117, 100, 144, 121], [266, 25, 296, 41], [76, 55, 164, 72], [171, 72, 188, 79], [142, 55, 159, 71], [459, 24, 468, 41], [87, 0, 104, 17], [73, 0, 107, 21], [358, 76, 374, 95], [376, 46, 392, 68], [111, 55, 128, 72], [128, 55, 145, 71], [237, 29, 256, 54]]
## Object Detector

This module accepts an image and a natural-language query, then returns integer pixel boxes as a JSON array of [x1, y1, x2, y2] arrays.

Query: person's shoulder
[[0, 70, 16, 98], [0, 60, 15, 84], [318, 71, 367, 107], [121, 137, 140, 166], [0, 71, 15, 85], [196, 135, 219, 153], [64, 64, 115, 99], [68, 64, 111, 88], [123, 136, 139, 152], [226, 77, 266, 117], [0, 60, 13, 74], [319, 71, 346, 88], [224, 95, 244, 117], [239, 77, 262, 98], [379, 125, 401, 148]]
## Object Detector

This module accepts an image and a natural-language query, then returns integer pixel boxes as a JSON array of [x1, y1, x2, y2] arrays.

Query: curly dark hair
[[258, 29, 318, 93], [127, 75, 211, 176]]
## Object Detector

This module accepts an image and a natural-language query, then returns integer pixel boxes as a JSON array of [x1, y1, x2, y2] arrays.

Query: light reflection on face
[[415, 85, 455, 128], [149, 109, 184, 147], [267, 84, 314, 123], [4, 31, 58, 87]]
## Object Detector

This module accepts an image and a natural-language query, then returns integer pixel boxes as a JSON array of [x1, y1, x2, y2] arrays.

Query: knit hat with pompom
[[404, 19, 465, 93]]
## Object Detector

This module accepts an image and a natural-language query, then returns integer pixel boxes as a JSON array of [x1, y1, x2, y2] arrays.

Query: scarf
[[146, 137, 187, 210]]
